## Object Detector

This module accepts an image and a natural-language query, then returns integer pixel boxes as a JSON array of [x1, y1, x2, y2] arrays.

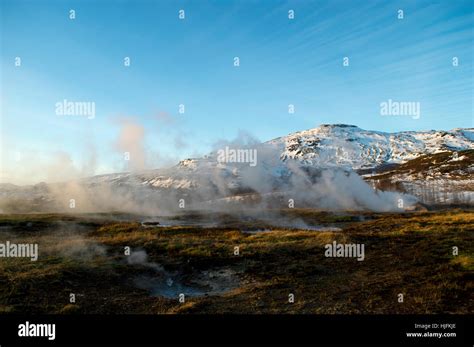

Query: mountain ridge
[[1, 124, 472, 212]]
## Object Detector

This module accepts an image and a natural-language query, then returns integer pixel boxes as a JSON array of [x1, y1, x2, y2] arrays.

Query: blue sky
[[1, 0, 473, 183]]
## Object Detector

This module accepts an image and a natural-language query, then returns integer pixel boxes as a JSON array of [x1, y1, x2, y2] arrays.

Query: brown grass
[[0, 209, 472, 314]]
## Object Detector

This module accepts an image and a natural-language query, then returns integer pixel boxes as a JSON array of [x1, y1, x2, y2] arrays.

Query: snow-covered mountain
[[1, 124, 473, 213], [121, 124, 472, 184], [269, 124, 474, 169], [123, 124, 474, 195]]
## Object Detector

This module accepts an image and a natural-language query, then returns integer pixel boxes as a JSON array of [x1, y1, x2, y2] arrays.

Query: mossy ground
[[0, 209, 472, 314]]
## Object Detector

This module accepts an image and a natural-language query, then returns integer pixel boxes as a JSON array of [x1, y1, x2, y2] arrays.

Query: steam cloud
[[0, 125, 418, 214]]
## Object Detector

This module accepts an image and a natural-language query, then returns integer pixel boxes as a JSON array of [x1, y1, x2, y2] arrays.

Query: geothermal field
[[0, 207, 472, 314]]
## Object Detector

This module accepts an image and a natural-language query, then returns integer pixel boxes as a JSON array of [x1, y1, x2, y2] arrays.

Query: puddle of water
[[140, 219, 219, 229], [133, 268, 240, 298], [298, 226, 342, 231], [241, 229, 272, 234], [242, 226, 341, 233], [134, 275, 208, 298], [141, 221, 161, 227], [141, 218, 340, 232]]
